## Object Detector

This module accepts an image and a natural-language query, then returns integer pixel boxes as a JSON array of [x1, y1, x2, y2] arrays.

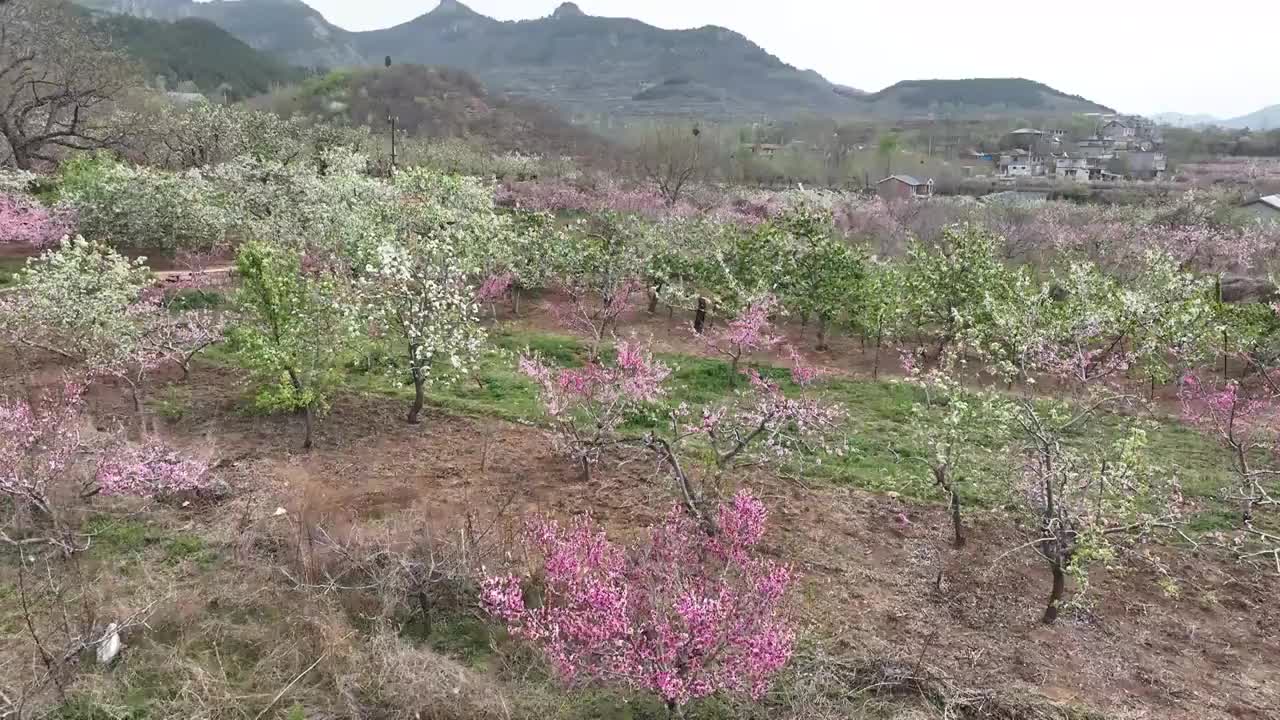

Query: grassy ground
[[329, 323, 1246, 535], [0, 256, 27, 287]]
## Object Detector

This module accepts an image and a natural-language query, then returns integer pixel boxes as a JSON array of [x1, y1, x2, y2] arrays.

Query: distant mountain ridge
[[1223, 105, 1280, 131], [1151, 106, 1280, 130], [865, 78, 1112, 114], [1150, 112, 1219, 128], [76, 0, 1115, 120]]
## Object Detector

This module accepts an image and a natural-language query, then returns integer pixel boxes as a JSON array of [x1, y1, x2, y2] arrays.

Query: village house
[[747, 143, 783, 157], [1124, 151, 1168, 180], [997, 149, 1046, 177], [1101, 118, 1137, 140], [876, 174, 933, 201], [1052, 154, 1090, 182], [1075, 136, 1115, 158]]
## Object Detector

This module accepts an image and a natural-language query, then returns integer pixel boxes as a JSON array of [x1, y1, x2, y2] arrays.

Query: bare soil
[[121, 359, 1280, 719]]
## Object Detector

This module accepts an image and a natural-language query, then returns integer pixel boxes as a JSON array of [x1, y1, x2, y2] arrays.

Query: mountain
[[87, 14, 310, 98], [862, 78, 1113, 115], [77, 0, 364, 68], [1150, 112, 1219, 128], [350, 0, 858, 120], [75, 0, 1114, 121], [1221, 105, 1280, 131], [261, 64, 618, 160]]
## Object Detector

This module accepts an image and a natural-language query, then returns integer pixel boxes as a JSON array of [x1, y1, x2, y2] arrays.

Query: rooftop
[[878, 174, 925, 186], [1245, 194, 1280, 211]]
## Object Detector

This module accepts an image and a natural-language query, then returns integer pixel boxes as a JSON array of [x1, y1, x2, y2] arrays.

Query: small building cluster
[[991, 115, 1167, 182]]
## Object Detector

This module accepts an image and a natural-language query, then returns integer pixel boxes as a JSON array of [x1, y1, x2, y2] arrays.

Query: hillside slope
[[78, 0, 364, 68], [89, 14, 310, 98], [263, 64, 617, 159], [352, 1, 853, 119], [863, 78, 1114, 115], [1222, 104, 1280, 130]]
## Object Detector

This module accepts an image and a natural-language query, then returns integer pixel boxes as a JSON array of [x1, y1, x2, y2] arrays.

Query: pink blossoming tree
[[520, 340, 671, 482], [0, 192, 73, 248], [1, 377, 212, 709], [0, 380, 212, 519], [652, 352, 842, 523], [482, 491, 794, 714], [1179, 372, 1280, 569], [703, 295, 781, 386]]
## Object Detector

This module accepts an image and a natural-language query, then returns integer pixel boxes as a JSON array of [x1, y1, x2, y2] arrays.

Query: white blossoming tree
[[0, 236, 151, 366], [362, 239, 485, 424], [358, 168, 501, 424]]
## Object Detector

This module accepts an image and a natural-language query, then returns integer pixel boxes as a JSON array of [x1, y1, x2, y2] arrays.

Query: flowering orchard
[[4, 141, 1280, 714], [1179, 367, 1280, 571]]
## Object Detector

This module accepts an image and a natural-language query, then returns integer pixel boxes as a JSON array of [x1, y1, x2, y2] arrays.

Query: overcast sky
[[292, 0, 1277, 119]]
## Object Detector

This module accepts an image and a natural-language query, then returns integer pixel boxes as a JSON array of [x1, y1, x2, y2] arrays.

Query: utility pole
[[389, 113, 397, 174]]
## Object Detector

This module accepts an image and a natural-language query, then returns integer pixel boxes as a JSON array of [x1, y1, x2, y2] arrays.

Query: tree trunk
[[949, 489, 965, 548], [11, 145, 32, 171], [873, 331, 883, 380], [302, 404, 314, 451], [1223, 330, 1229, 379], [512, 286, 522, 316], [816, 314, 829, 352], [580, 457, 591, 484], [415, 590, 432, 637], [1042, 561, 1065, 624], [408, 366, 426, 424], [693, 297, 708, 334]]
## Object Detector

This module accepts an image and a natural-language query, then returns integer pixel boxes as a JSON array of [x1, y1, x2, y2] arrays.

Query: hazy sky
[[292, 0, 1277, 118]]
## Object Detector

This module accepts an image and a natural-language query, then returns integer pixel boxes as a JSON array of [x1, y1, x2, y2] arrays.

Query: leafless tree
[[637, 125, 708, 205], [0, 0, 136, 169]]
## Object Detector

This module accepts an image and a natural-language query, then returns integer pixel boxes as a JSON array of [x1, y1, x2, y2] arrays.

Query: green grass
[[345, 328, 588, 423], [83, 516, 219, 568], [153, 385, 193, 421], [0, 256, 28, 287], [164, 288, 225, 311], [199, 322, 1254, 535], [85, 516, 164, 556], [162, 534, 217, 567], [402, 614, 496, 669]]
